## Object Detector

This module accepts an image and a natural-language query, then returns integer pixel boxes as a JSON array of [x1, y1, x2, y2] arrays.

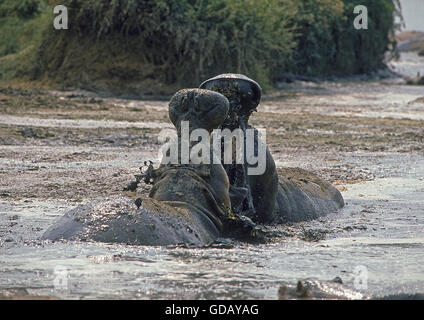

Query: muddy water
[[1, 53, 424, 299], [3, 154, 424, 299]]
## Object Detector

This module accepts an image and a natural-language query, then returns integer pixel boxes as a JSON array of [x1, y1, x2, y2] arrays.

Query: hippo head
[[169, 89, 229, 133], [199, 74, 262, 129]]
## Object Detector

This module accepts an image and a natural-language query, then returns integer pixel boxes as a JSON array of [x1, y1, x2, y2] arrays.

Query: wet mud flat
[[0, 76, 424, 299]]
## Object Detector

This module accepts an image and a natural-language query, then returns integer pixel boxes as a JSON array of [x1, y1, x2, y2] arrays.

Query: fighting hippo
[[43, 76, 344, 246], [200, 73, 344, 223], [42, 89, 241, 246]]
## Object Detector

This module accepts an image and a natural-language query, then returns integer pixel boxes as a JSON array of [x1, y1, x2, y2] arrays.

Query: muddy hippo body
[[200, 74, 344, 223], [41, 196, 219, 246], [244, 126, 279, 222], [275, 168, 345, 223], [243, 126, 344, 223], [42, 83, 344, 246], [42, 89, 233, 246], [42, 166, 228, 246], [200, 75, 279, 222]]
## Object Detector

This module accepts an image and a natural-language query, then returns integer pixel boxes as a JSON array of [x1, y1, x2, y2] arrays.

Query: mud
[[0, 52, 423, 299]]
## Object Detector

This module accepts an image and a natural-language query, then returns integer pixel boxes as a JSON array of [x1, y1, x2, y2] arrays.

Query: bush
[[0, 0, 47, 57], [0, 0, 42, 19], [2, 0, 402, 93], [44, 0, 295, 86], [289, 0, 402, 76], [288, 0, 345, 76]]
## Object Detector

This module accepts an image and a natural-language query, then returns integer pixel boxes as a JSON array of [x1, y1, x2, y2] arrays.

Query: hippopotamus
[[42, 89, 237, 246], [42, 77, 344, 246], [200, 74, 344, 223]]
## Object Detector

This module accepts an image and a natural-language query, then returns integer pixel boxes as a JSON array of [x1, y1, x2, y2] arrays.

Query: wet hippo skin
[[42, 81, 345, 246], [41, 195, 220, 246], [275, 168, 345, 223], [42, 89, 232, 246], [200, 74, 279, 223], [200, 74, 344, 223]]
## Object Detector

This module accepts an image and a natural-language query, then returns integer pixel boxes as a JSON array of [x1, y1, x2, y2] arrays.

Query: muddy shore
[[0, 80, 423, 201]]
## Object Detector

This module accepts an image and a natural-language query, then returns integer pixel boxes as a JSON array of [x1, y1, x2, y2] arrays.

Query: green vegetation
[[0, 0, 402, 95], [0, 0, 50, 80], [288, 0, 401, 76]]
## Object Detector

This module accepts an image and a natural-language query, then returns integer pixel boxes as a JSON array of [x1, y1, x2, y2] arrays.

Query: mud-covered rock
[[278, 278, 424, 300], [278, 278, 371, 300], [0, 288, 59, 300], [20, 127, 53, 139]]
